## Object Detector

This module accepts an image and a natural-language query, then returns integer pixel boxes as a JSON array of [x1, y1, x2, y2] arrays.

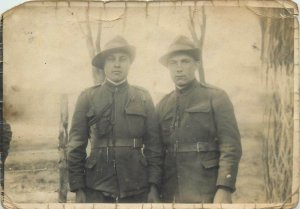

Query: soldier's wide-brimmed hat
[[92, 36, 136, 69], [159, 35, 200, 67]]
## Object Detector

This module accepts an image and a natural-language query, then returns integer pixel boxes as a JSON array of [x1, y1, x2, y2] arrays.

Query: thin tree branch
[[85, 3, 95, 59], [95, 9, 102, 54], [199, 6, 206, 48]]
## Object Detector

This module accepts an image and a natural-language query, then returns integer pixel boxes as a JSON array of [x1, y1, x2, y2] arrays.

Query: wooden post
[[58, 94, 69, 203]]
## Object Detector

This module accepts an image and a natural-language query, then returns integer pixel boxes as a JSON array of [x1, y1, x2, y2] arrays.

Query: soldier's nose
[[114, 61, 121, 67], [176, 67, 183, 72]]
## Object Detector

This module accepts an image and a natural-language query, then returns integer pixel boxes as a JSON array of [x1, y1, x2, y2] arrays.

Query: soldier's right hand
[[75, 189, 86, 203]]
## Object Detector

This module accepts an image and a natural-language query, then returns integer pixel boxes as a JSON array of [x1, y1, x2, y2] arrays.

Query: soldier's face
[[167, 54, 198, 87], [104, 52, 132, 82]]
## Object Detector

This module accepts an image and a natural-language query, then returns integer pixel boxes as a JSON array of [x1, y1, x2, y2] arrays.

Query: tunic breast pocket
[[86, 106, 112, 137], [125, 105, 146, 137], [184, 102, 212, 128]]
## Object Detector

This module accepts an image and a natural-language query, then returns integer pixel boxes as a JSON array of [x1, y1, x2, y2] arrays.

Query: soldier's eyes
[[106, 56, 129, 63], [120, 57, 129, 62], [168, 59, 193, 67], [182, 59, 192, 64], [106, 56, 115, 62]]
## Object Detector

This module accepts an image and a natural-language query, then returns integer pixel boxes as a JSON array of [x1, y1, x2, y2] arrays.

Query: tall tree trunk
[[85, 3, 105, 85], [260, 8, 294, 202], [188, 6, 206, 83]]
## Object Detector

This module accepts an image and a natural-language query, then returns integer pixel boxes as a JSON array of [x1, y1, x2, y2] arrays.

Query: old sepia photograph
[[1, 0, 299, 208]]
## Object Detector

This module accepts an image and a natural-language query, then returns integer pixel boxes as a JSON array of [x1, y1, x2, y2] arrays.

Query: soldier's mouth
[[112, 71, 122, 74], [176, 75, 185, 79]]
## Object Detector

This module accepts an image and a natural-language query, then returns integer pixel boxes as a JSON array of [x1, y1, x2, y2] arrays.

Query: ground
[[4, 121, 265, 204]]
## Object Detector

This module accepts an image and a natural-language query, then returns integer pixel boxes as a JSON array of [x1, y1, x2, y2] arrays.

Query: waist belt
[[92, 138, 143, 149], [166, 141, 218, 153]]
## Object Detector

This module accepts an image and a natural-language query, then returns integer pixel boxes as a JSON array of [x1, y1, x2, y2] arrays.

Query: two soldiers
[[68, 35, 242, 203]]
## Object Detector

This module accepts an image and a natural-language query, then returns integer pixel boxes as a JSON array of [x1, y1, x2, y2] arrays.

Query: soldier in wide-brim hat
[[157, 35, 242, 203], [159, 36, 200, 67], [92, 36, 136, 70], [68, 36, 162, 203]]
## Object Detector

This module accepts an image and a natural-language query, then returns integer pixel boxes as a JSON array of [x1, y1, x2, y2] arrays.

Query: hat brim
[[92, 46, 136, 69], [159, 48, 200, 67]]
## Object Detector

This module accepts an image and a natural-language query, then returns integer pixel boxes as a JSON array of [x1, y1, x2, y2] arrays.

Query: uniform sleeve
[[212, 90, 242, 192], [67, 90, 90, 192], [143, 91, 163, 187]]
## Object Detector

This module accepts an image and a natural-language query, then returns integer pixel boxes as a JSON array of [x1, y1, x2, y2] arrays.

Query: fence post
[[58, 94, 69, 203]]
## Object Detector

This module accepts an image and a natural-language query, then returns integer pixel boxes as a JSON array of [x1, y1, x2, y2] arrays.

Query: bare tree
[[188, 6, 206, 83], [83, 3, 105, 85], [259, 8, 294, 202]]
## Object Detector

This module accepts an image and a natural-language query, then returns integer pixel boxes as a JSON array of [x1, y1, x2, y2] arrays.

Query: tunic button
[[226, 174, 231, 179]]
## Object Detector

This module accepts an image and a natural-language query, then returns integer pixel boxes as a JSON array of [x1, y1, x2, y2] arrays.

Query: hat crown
[[92, 36, 135, 69], [168, 35, 197, 51], [103, 36, 130, 51], [159, 35, 200, 67]]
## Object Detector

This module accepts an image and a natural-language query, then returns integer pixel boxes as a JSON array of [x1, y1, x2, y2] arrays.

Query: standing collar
[[106, 78, 127, 86], [176, 79, 198, 95], [104, 78, 129, 92]]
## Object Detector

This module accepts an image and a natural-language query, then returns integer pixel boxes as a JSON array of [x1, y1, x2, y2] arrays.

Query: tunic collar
[[104, 78, 129, 93], [176, 79, 198, 95]]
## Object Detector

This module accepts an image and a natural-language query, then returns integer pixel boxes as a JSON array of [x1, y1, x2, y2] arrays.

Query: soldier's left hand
[[147, 184, 160, 203], [213, 188, 232, 203]]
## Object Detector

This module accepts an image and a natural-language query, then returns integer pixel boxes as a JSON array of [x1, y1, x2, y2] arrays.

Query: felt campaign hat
[[92, 36, 136, 69], [159, 35, 200, 67]]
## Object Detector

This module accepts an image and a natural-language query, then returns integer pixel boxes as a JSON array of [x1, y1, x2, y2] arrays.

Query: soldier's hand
[[147, 184, 160, 203], [75, 189, 86, 203], [213, 188, 232, 203]]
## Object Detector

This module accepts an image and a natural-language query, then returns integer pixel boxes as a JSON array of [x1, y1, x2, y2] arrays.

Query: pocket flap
[[125, 103, 146, 117], [86, 109, 98, 126], [202, 158, 219, 168], [185, 102, 210, 113], [162, 115, 173, 131], [86, 108, 95, 117], [84, 157, 97, 169], [163, 113, 173, 121]]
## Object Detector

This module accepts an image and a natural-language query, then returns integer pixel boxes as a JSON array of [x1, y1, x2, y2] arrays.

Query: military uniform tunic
[[157, 80, 242, 203], [68, 80, 162, 199]]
